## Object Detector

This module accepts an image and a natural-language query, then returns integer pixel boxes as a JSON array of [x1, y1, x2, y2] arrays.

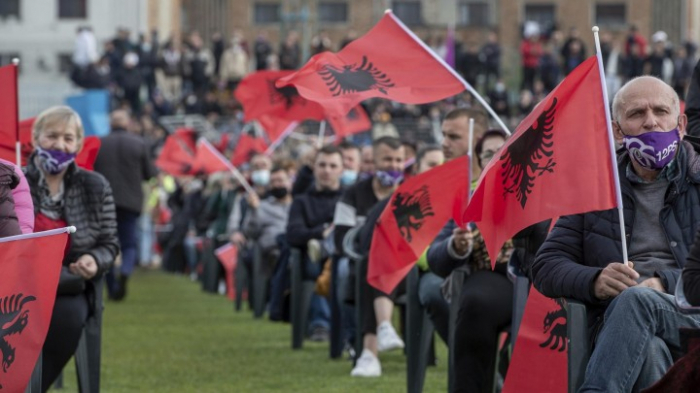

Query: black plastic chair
[[251, 242, 268, 319], [446, 252, 530, 393], [563, 298, 589, 393], [290, 247, 315, 349], [39, 278, 105, 393], [405, 266, 436, 393]]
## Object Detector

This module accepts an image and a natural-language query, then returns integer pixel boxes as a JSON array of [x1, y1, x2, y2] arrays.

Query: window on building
[[595, 4, 626, 27], [458, 1, 490, 27], [58, 0, 87, 19], [319, 2, 348, 23], [524, 4, 555, 34], [0, 0, 20, 19], [254, 3, 281, 24], [393, 1, 422, 25]]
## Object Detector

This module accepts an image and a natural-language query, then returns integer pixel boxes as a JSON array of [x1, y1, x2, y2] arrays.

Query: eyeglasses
[[479, 150, 497, 161]]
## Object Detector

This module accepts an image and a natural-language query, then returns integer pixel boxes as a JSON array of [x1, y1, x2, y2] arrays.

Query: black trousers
[[454, 270, 513, 393], [42, 293, 89, 390]]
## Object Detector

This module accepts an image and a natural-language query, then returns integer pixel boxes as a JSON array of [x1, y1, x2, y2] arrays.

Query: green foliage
[[55, 270, 449, 392]]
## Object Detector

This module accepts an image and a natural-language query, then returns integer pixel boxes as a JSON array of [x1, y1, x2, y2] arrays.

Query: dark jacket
[[25, 158, 119, 275], [532, 139, 700, 330], [94, 128, 156, 213], [0, 162, 21, 237], [683, 229, 700, 305], [685, 58, 700, 137], [286, 186, 342, 249]]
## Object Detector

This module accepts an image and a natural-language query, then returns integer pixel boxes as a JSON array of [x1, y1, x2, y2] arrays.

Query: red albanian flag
[[232, 134, 269, 167], [235, 70, 325, 122], [75, 136, 101, 171], [0, 118, 34, 165], [327, 105, 372, 139], [368, 156, 470, 294], [276, 11, 464, 117], [214, 243, 239, 301], [462, 56, 617, 264], [0, 64, 18, 146], [257, 114, 298, 146], [155, 134, 196, 176], [502, 287, 567, 393], [194, 138, 235, 174], [0, 228, 70, 392]]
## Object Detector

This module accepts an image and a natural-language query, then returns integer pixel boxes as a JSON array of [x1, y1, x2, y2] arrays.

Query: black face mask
[[270, 187, 289, 199]]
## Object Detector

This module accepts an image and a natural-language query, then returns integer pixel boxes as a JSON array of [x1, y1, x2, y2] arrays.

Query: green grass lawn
[[55, 269, 449, 392]]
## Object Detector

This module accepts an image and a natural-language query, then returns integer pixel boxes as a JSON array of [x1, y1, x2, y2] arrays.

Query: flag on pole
[[0, 228, 71, 392], [462, 56, 617, 264], [502, 287, 568, 393], [194, 138, 235, 174], [276, 11, 464, 117], [235, 70, 325, 122], [327, 105, 372, 139], [232, 134, 269, 167], [257, 115, 299, 144], [155, 134, 196, 176], [214, 243, 238, 301], [0, 64, 18, 144], [368, 156, 470, 294]]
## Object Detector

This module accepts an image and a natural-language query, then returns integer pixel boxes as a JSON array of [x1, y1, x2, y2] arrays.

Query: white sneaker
[[377, 321, 405, 352], [350, 349, 382, 377]]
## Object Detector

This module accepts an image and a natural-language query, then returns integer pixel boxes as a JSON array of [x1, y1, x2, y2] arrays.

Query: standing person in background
[[279, 31, 301, 70], [94, 109, 156, 300], [254, 30, 273, 71], [116, 52, 143, 115], [157, 38, 184, 102], [520, 24, 542, 91], [184, 32, 214, 96], [479, 30, 501, 89], [211, 32, 225, 77], [219, 33, 250, 92]]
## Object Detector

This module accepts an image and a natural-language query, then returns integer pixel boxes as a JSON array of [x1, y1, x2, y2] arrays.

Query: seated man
[[243, 165, 293, 277], [331, 137, 406, 377], [532, 76, 700, 392], [286, 145, 345, 341]]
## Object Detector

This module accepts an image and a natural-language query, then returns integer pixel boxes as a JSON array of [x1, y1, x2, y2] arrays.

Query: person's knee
[[418, 274, 443, 307], [608, 286, 663, 316]]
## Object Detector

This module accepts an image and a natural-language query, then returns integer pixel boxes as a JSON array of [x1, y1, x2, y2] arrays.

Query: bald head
[[110, 110, 131, 130], [612, 76, 680, 122]]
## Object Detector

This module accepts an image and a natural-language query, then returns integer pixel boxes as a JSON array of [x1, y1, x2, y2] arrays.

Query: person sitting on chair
[[24, 106, 119, 389], [532, 76, 700, 392]]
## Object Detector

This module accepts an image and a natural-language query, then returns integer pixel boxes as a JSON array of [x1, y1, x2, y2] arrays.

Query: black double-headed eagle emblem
[[318, 56, 394, 96], [500, 98, 557, 209], [392, 185, 435, 243]]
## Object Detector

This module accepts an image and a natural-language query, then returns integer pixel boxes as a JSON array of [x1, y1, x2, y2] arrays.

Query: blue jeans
[[418, 272, 449, 344], [107, 208, 139, 295], [308, 294, 331, 332], [580, 286, 700, 393], [137, 213, 154, 265]]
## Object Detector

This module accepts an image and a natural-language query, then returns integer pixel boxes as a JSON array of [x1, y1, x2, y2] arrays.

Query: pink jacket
[[0, 158, 33, 233]]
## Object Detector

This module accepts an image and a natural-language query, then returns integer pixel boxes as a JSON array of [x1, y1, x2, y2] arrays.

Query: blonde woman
[[24, 106, 118, 389]]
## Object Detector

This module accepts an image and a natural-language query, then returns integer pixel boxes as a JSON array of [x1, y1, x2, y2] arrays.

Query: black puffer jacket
[[0, 162, 20, 237], [25, 157, 119, 275], [532, 138, 700, 331]]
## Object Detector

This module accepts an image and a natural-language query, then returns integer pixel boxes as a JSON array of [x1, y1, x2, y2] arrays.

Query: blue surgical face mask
[[340, 169, 358, 186], [251, 169, 270, 186], [375, 170, 403, 187]]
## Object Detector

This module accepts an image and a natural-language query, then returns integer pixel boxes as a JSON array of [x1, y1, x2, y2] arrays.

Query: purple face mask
[[623, 129, 680, 170], [375, 170, 404, 187], [36, 146, 77, 175]]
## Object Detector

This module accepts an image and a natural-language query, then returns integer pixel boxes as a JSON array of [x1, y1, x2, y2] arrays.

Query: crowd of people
[[2, 20, 700, 392]]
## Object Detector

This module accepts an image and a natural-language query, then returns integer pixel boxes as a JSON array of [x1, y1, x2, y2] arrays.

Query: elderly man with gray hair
[[531, 76, 700, 392]]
